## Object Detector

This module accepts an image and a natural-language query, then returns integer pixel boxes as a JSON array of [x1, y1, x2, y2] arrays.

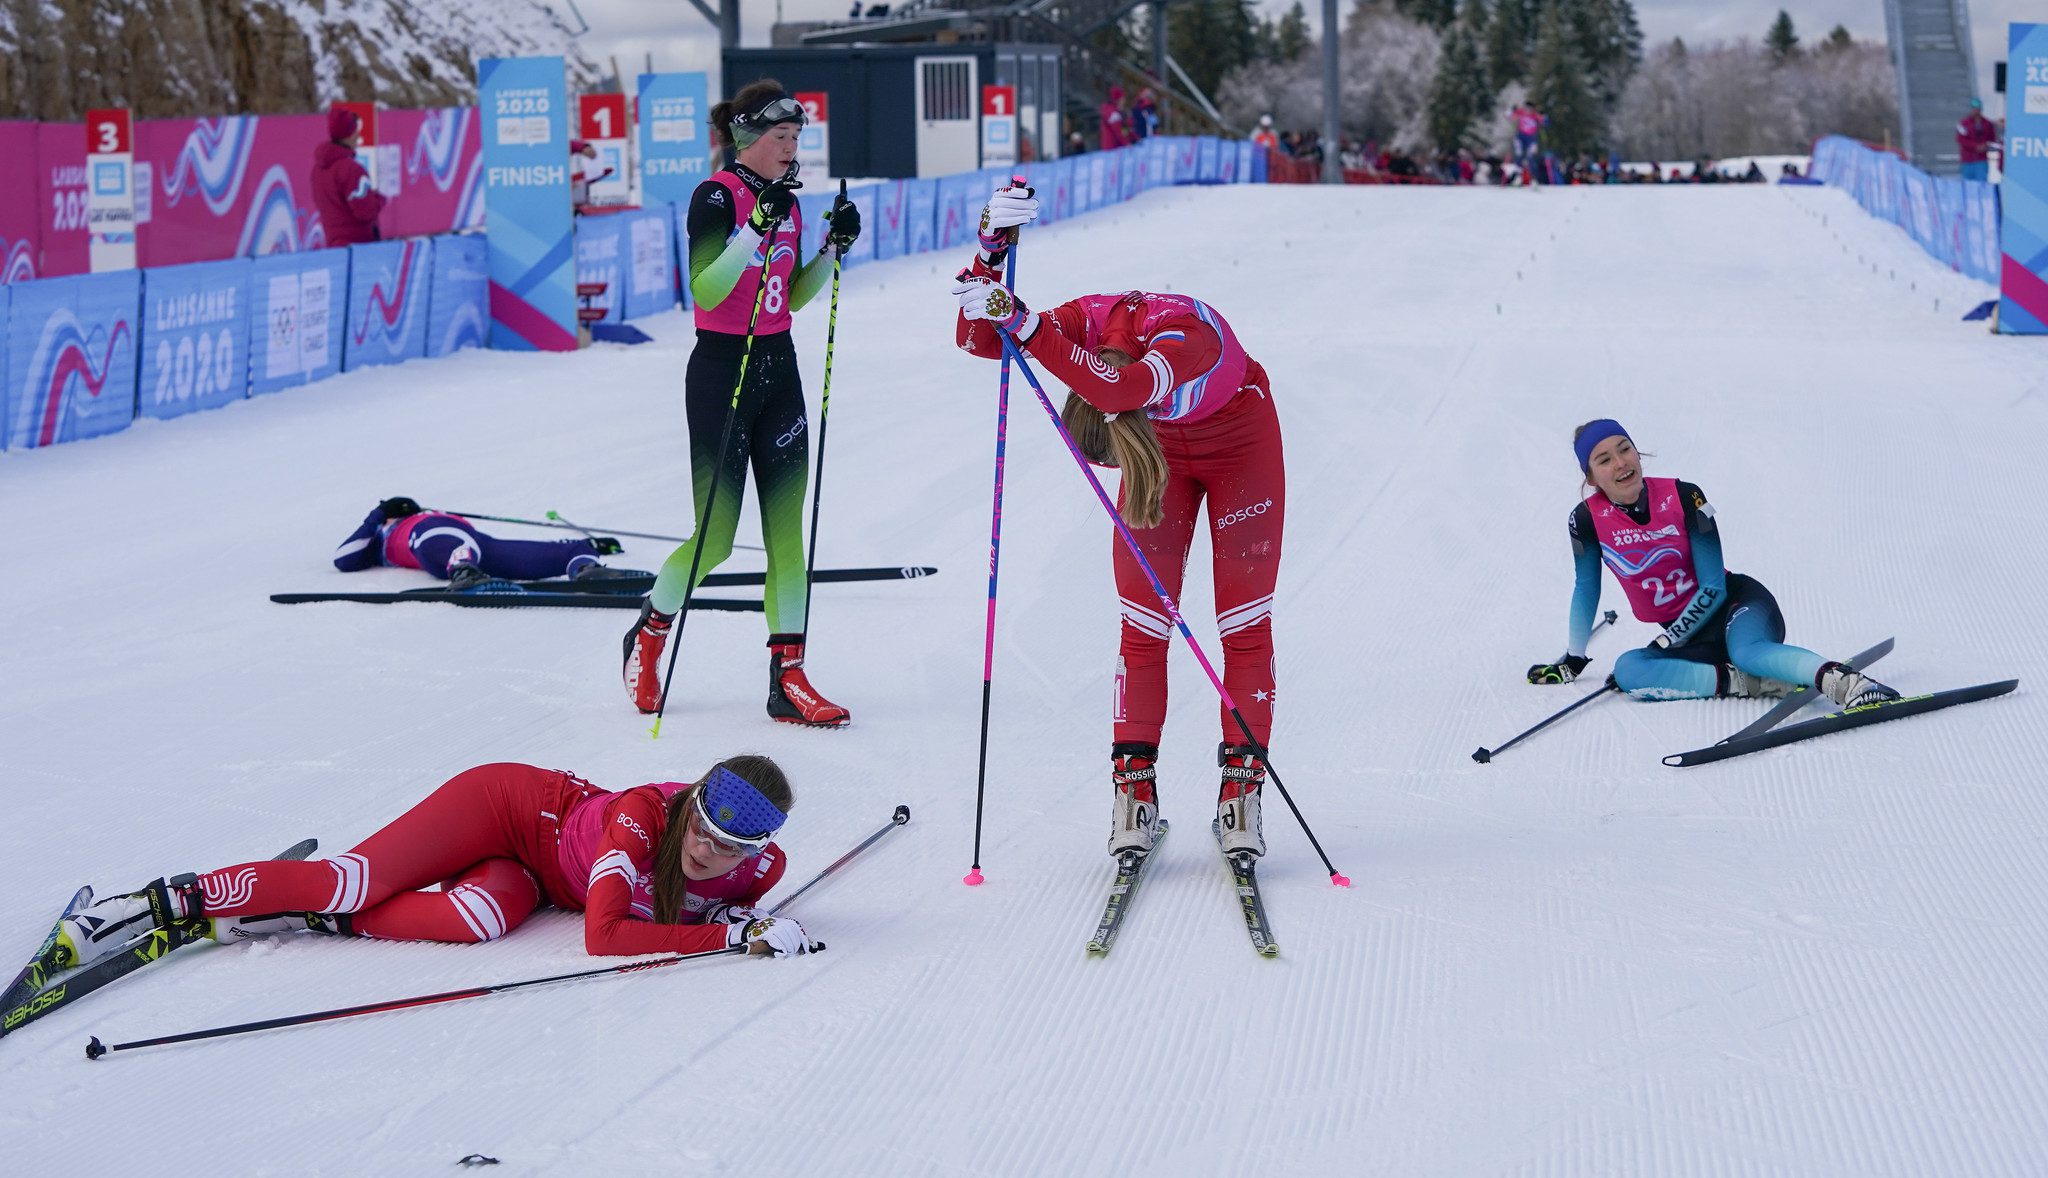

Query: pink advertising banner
[[35, 123, 88, 280], [0, 123, 39, 282]]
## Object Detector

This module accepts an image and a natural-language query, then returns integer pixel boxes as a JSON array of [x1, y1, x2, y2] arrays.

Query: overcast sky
[[570, 0, 2029, 105]]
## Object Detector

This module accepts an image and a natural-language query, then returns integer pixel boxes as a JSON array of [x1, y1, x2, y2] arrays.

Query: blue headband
[[1574, 419, 1631, 472], [698, 765, 787, 842]]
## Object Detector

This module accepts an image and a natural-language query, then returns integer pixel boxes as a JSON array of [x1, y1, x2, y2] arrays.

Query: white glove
[[727, 913, 813, 957], [707, 903, 762, 925], [950, 274, 1038, 341], [978, 185, 1039, 251]]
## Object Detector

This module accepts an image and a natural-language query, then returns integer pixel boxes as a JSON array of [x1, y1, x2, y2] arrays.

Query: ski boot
[[211, 911, 350, 944], [1722, 666, 1795, 699], [1109, 742, 1161, 858], [1818, 660, 1898, 708], [55, 875, 202, 969], [568, 555, 647, 584], [766, 635, 850, 727], [445, 543, 488, 590], [622, 601, 675, 714], [1216, 743, 1267, 859]]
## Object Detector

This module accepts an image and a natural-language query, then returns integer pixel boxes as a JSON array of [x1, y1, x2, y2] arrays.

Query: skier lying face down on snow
[[946, 182, 1287, 863], [54, 758, 815, 972], [1527, 419, 1899, 707], [331, 496, 630, 589]]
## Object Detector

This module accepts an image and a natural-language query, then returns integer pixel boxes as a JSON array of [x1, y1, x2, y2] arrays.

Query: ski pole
[[653, 217, 785, 739], [966, 179, 1025, 888], [84, 806, 909, 1058], [431, 511, 762, 552], [768, 804, 910, 913], [797, 181, 850, 648], [997, 337, 1350, 888], [1470, 609, 1621, 763]]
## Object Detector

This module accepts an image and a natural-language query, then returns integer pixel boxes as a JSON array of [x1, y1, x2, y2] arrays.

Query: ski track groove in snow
[[2, 183, 2046, 1174]]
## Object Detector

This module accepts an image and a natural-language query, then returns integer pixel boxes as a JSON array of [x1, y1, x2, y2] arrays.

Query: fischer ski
[[1214, 821, 1279, 958], [1, 839, 317, 1040], [0, 886, 93, 1015], [269, 588, 762, 611], [1720, 637, 1895, 745], [1664, 679, 2018, 767], [1086, 820, 1168, 957]]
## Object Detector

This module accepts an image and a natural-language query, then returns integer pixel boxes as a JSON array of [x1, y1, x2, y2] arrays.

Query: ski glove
[[592, 536, 624, 556], [1527, 654, 1592, 685], [378, 496, 422, 519], [727, 914, 812, 957], [978, 184, 1040, 252], [824, 200, 861, 251], [748, 180, 801, 234], [952, 274, 1039, 341]]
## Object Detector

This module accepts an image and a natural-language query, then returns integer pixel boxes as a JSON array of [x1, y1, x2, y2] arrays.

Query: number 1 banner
[[479, 56, 576, 351], [981, 86, 1016, 169]]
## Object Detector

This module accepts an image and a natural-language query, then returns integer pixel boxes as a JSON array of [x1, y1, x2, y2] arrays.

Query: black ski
[[1, 839, 317, 1039], [269, 588, 762, 611], [1213, 821, 1279, 958], [1664, 679, 2018, 767], [0, 886, 92, 1015], [1720, 637, 1895, 745], [1086, 820, 1168, 957], [520, 565, 941, 595]]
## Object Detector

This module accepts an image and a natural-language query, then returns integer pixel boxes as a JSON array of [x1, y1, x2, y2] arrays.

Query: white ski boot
[[1818, 661, 1899, 708], [55, 876, 200, 968], [1216, 743, 1267, 859], [1723, 666, 1795, 699], [1108, 742, 1161, 858]]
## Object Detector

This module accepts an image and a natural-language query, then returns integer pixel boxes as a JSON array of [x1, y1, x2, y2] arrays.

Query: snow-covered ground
[[3, 182, 2046, 1175]]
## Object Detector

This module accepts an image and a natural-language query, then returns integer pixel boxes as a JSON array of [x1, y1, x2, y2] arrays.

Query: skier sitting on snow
[[53, 758, 814, 973], [1527, 419, 1899, 706], [333, 496, 628, 589], [949, 182, 1286, 863]]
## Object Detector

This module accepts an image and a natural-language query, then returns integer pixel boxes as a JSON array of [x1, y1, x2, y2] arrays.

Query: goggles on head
[[731, 96, 808, 148], [687, 765, 786, 857]]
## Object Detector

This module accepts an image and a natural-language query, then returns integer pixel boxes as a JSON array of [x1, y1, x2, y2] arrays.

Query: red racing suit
[[193, 763, 785, 955], [957, 260, 1285, 747]]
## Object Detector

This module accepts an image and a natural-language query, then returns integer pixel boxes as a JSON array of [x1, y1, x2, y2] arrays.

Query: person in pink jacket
[[1099, 86, 1132, 151], [312, 107, 386, 248]]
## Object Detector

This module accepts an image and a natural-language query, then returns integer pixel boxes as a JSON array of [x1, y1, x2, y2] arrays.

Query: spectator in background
[[848, 1, 863, 16], [1251, 115, 1279, 152], [1957, 98, 1999, 182], [1508, 102, 1546, 181], [1132, 88, 1160, 140], [1099, 86, 1131, 151], [569, 138, 612, 211], [312, 107, 385, 248]]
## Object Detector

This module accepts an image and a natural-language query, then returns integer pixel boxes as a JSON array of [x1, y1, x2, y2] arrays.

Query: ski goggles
[[730, 97, 808, 148], [688, 766, 786, 857]]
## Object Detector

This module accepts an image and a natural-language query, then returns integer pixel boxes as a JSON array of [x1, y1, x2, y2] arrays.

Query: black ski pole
[[652, 214, 785, 739], [85, 807, 909, 1058], [797, 181, 849, 650], [1472, 609, 1621, 764], [432, 510, 762, 552]]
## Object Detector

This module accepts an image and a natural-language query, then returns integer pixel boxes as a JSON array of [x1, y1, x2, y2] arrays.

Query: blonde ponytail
[[1061, 392, 1168, 529]]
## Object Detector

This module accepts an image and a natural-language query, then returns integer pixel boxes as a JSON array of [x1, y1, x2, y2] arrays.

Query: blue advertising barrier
[[1197, 136, 1221, 183], [1998, 22, 2048, 333], [839, 183, 878, 269], [637, 72, 711, 208], [936, 174, 982, 251], [870, 180, 908, 262], [427, 233, 489, 357], [620, 208, 677, 319], [798, 191, 834, 262], [5, 271, 140, 449], [1811, 136, 2001, 286], [140, 258, 250, 422], [574, 214, 627, 325], [345, 238, 432, 370], [248, 249, 346, 396], [906, 179, 937, 255], [479, 56, 576, 351]]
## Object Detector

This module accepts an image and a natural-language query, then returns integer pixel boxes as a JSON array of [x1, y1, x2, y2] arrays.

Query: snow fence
[[1809, 136, 2002, 284], [0, 135, 1256, 455]]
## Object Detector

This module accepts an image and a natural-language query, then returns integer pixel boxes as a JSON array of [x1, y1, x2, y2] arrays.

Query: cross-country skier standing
[[333, 496, 627, 588], [1528, 419, 1899, 706], [949, 185, 1285, 861], [51, 757, 813, 972], [620, 79, 860, 727]]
